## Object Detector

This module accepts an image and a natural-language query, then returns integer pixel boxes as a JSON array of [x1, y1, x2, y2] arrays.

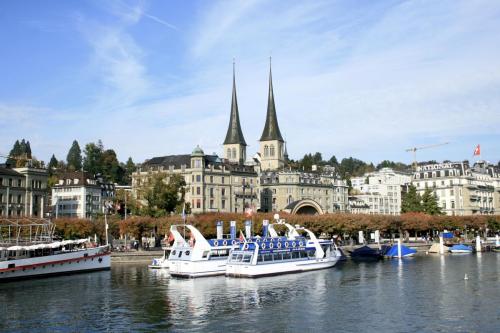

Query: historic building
[[411, 161, 500, 216], [132, 62, 348, 215], [0, 165, 48, 217], [350, 168, 412, 215], [51, 172, 115, 218]]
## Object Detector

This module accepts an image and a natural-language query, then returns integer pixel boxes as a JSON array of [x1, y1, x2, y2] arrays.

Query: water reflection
[[1, 255, 498, 332]]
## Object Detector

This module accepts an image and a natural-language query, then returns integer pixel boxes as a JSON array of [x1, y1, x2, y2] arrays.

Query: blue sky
[[1, 0, 499, 165]]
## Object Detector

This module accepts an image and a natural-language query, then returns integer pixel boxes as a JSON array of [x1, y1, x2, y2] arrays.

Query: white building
[[412, 161, 500, 216], [51, 172, 115, 218], [350, 168, 412, 215]]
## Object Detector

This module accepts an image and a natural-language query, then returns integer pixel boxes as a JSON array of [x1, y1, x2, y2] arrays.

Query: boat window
[[263, 254, 273, 262], [292, 251, 300, 259], [202, 251, 210, 259], [185, 250, 190, 256], [236, 254, 243, 262], [231, 253, 238, 261], [308, 250, 316, 258], [178, 251, 183, 258], [242, 255, 252, 263], [171, 250, 177, 256], [257, 255, 263, 262], [283, 252, 292, 260]]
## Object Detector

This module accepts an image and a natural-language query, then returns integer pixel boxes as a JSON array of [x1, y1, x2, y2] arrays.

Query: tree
[[421, 188, 443, 215], [66, 140, 82, 171], [83, 142, 104, 175], [328, 155, 339, 166], [48, 154, 58, 176], [101, 149, 125, 183], [401, 185, 423, 213], [123, 157, 136, 185], [138, 174, 186, 217]]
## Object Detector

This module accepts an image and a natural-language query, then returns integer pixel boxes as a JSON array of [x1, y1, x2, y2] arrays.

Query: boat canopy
[[450, 244, 472, 251], [384, 244, 417, 257]]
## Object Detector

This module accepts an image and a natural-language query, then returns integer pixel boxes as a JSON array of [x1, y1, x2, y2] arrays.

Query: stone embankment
[[111, 250, 163, 263]]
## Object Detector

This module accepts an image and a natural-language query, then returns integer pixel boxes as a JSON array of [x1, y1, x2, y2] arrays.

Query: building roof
[[0, 166, 22, 177], [192, 145, 205, 156], [260, 61, 284, 142], [223, 63, 247, 146], [144, 155, 192, 168]]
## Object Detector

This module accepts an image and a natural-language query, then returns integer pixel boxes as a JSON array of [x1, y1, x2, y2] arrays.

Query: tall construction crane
[[405, 142, 449, 170]]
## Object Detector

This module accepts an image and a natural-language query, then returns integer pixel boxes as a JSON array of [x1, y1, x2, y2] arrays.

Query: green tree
[[124, 157, 136, 184], [328, 155, 339, 167], [401, 185, 423, 213], [421, 188, 443, 215], [48, 154, 58, 176], [66, 140, 82, 171], [138, 174, 186, 217], [83, 142, 104, 175]]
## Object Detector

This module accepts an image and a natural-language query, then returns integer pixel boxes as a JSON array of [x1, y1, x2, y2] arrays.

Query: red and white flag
[[473, 144, 480, 156]]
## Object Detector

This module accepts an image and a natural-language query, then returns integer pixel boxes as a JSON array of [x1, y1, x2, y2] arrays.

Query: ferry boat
[[168, 222, 240, 278], [148, 227, 187, 269], [226, 220, 340, 278], [0, 218, 110, 281]]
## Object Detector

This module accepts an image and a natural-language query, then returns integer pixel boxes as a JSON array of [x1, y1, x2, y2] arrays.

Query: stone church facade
[[132, 62, 348, 214]]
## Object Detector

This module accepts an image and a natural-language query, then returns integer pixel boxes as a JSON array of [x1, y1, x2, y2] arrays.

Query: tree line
[[4, 138, 137, 185]]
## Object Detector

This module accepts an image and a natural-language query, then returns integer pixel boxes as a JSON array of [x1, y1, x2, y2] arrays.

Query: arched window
[[227, 148, 231, 159], [270, 145, 275, 157], [264, 145, 269, 157], [231, 148, 236, 159]]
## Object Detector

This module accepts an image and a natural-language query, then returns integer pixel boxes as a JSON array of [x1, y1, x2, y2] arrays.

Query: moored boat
[[382, 242, 417, 258], [226, 220, 340, 278], [0, 218, 110, 281], [168, 222, 240, 278], [349, 245, 383, 261], [449, 244, 473, 254]]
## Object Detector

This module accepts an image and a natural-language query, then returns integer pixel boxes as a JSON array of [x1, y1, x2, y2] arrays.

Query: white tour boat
[[148, 224, 189, 269], [0, 218, 110, 281], [226, 220, 340, 278], [168, 221, 240, 278]]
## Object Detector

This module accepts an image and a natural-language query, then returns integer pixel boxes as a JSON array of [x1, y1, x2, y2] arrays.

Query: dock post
[[439, 236, 444, 255], [230, 221, 236, 239], [375, 230, 380, 249], [262, 220, 269, 238], [397, 239, 402, 258], [358, 231, 364, 245], [216, 221, 223, 239], [245, 220, 252, 238], [476, 235, 482, 252], [496, 234, 499, 246]]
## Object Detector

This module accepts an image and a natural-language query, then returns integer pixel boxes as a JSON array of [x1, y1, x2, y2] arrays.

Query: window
[[270, 145, 275, 157], [232, 148, 236, 159], [196, 187, 201, 195], [227, 148, 231, 158], [264, 145, 269, 157], [210, 176, 213, 183], [17, 195, 22, 203], [17, 179, 22, 187], [221, 188, 225, 196], [196, 175, 201, 182], [9, 179, 12, 186], [196, 199, 201, 208], [221, 199, 225, 209], [209, 188, 214, 197], [221, 177, 225, 184]]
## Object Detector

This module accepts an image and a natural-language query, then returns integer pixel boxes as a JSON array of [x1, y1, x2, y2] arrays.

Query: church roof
[[260, 62, 284, 142], [223, 63, 247, 146]]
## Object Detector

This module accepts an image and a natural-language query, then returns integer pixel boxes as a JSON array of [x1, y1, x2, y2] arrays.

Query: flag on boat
[[473, 144, 480, 156], [239, 230, 246, 242]]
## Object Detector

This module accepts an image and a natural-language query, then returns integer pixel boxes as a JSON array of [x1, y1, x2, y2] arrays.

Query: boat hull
[[169, 259, 227, 278], [226, 256, 339, 278], [0, 247, 110, 281]]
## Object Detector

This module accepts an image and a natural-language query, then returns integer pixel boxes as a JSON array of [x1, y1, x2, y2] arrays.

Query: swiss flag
[[239, 231, 245, 242], [473, 144, 480, 156]]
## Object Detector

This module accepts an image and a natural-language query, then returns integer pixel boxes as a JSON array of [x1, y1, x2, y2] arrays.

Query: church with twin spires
[[132, 62, 348, 215]]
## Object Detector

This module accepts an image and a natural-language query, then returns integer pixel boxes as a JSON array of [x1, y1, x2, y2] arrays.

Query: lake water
[[1, 253, 499, 332]]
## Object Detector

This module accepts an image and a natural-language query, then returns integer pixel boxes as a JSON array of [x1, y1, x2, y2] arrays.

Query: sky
[[1, 0, 499, 166]]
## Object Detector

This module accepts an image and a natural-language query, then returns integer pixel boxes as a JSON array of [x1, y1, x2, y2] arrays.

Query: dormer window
[[74, 179, 79, 185]]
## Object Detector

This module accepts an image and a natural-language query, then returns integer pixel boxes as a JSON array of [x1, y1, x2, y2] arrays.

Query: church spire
[[260, 57, 284, 142], [223, 60, 247, 146]]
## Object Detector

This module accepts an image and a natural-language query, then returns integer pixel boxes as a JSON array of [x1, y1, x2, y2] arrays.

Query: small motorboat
[[449, 244, 473, 254], [348, 245, 382, 261], [382, 242, 417, 258]]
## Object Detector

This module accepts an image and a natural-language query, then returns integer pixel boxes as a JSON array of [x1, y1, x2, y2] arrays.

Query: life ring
[[285, 242, 289, 248], [213, 240, 219, 246], [292, 241, 296, 247], [223, 240, 228, 246], [269, 242, 274, 249], [299, 241, 304, 247], [277, 242, 282, 249], [262, 243, 266, 249], [232, 240, 236, 245], [244, 244, 249, 250]]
